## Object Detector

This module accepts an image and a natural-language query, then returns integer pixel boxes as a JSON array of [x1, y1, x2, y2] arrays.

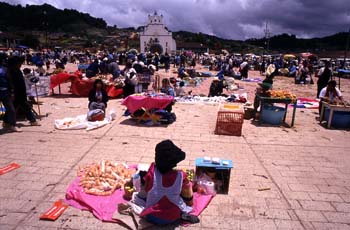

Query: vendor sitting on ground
[[319, 80, 343, 113], [88, 79, 108, 111], [86, 59, 100, 78], [35, 62, 46, 76], [140, 140, 198, 225], [160, 78, 175, 96], [176, 81, 186, 97]]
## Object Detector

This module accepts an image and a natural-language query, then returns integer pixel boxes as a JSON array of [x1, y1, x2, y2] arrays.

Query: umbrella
[[16, 45, 29, 49], [221, 49, 229, 55], [283, 54, 296, 59], [300, 52, 314, 58], [128, 49, 138, 55]]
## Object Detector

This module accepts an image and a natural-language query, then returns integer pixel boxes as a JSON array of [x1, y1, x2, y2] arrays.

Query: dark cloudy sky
[[4, 0, 350, 40]]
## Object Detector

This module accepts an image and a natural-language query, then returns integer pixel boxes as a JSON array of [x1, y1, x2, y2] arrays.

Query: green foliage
[[0, 2, 107, 32], [21, 34, 40, 48]]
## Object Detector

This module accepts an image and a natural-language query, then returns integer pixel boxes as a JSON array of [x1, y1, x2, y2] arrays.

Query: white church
[[140, 12, 176, 54]]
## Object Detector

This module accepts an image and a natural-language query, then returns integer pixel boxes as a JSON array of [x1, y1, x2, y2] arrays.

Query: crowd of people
[[1, 46, 349, 132]]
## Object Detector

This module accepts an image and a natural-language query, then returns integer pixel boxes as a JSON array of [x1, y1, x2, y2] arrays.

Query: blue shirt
[[0, 67, 9, 91], [161, 86, 175, 96]]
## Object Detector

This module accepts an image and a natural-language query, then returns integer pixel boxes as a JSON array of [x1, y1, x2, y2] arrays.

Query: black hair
[[328, 80, 336, 87], [23, 68, 31, 74], [179, 81, 185, 87], [93, 79, 104, 89], [7, 56, 24, 69]]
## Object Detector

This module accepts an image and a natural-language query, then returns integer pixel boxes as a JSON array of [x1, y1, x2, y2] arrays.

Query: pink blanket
[[65, 177, 213, 222], [121, 95, 174, 113]]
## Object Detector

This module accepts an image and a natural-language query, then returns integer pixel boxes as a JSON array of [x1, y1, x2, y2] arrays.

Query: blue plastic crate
[[261, 104, 286, 125], [324, 109, 350, 128]]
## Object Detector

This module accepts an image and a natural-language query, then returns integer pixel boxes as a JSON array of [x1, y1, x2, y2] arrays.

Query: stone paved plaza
[[1, 68, 350, 229]]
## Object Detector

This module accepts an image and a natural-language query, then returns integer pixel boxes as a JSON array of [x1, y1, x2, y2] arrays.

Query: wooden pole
[[34, 83, 41, 120]]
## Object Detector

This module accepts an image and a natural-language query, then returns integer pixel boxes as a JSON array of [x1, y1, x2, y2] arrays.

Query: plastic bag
[[87, 109, 105, 121], [195, 173, 216, 195]]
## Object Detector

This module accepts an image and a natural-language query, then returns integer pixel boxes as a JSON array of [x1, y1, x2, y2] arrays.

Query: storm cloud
[[4, 0, 350, 39]]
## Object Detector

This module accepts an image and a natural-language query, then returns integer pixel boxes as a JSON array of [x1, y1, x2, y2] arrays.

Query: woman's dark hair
[[125, 62, 132, 69], [162, 78, 170, 85], [93, 79, 104, 89], [169, 77, 176, 85], [7, 56, 24, 69], [328, 80, 337, 87]]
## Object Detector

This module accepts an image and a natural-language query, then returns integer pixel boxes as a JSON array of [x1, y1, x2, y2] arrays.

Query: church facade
[[140, 12, 176, 54]]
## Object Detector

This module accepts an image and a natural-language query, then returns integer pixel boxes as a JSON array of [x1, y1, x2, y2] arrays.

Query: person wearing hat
[[239, 59, 249, 80], [140, 140, 198, 225], [252, 80, 273, 119]]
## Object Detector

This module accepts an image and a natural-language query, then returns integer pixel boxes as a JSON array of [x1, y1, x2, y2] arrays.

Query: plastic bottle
[[133, 173, 141, 192]]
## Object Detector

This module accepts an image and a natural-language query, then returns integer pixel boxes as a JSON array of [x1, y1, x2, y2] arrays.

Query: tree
[[21, 34, 40, 48]]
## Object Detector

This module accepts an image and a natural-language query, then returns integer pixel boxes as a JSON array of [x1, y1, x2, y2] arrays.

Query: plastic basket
[[215, 111, 244, 136], [261, 105, 286, 125]]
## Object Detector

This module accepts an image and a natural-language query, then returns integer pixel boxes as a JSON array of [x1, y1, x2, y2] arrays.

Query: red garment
[[50, 72, 78, 89], [144, 163, 187, 192]]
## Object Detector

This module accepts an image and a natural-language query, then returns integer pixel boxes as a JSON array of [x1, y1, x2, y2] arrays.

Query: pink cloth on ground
[[65, 177, 213, 222], [121, 95, 174, 113], [65, 177, 127, 222]]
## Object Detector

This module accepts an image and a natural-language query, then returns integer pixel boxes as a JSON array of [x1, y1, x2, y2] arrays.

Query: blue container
[[324, 109, 350, 128], [0, 105, 5, 120], [261, 105, 286, 125]]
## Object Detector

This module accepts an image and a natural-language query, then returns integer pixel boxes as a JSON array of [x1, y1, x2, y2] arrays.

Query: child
[[175, 81, 186, 97]]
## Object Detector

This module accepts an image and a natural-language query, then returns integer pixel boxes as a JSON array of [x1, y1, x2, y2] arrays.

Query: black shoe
[[181, 213, 200, 224]]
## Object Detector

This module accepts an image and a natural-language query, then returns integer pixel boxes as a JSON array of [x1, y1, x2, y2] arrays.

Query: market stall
[[256, 90, 297, 127], [63, 158, 218, 228], [50, 72, 123, 98], [320, 101, 350, 129], [121, 93, 175, 124], [70, 77, 122, 98], [121, 93, 174, 114]]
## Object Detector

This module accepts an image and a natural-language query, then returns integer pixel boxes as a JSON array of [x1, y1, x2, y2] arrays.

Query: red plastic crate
[[215, 110, 244, 136]]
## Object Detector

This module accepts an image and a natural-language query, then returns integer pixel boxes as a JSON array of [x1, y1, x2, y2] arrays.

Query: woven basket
[[215, 111, 244, 136]]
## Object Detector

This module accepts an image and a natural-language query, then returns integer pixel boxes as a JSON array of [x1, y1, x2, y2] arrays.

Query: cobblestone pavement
[[1, 69, 350, 230]]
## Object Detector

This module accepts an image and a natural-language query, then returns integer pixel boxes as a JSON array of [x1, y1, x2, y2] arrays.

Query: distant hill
[[0, 2, 347, 54], [0, 2, 107, 33], [245, 33, 348, 53]]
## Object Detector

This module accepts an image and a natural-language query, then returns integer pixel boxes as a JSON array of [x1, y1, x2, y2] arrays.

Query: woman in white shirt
[[319, 80, 343, 114]]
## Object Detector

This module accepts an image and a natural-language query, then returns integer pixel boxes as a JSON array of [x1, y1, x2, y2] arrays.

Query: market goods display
[[78, 160, 136, 196], [88, 75, 113, 86], [324, 98, 350, 107], [267, 90, 297, 102], [181, 169, 195, 181]]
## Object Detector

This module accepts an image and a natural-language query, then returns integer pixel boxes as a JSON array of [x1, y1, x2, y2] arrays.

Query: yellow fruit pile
[[267, 90, 297, 102]]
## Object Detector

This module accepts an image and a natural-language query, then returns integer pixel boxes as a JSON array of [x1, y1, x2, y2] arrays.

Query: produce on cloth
[[77, 160, 136, 196]]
